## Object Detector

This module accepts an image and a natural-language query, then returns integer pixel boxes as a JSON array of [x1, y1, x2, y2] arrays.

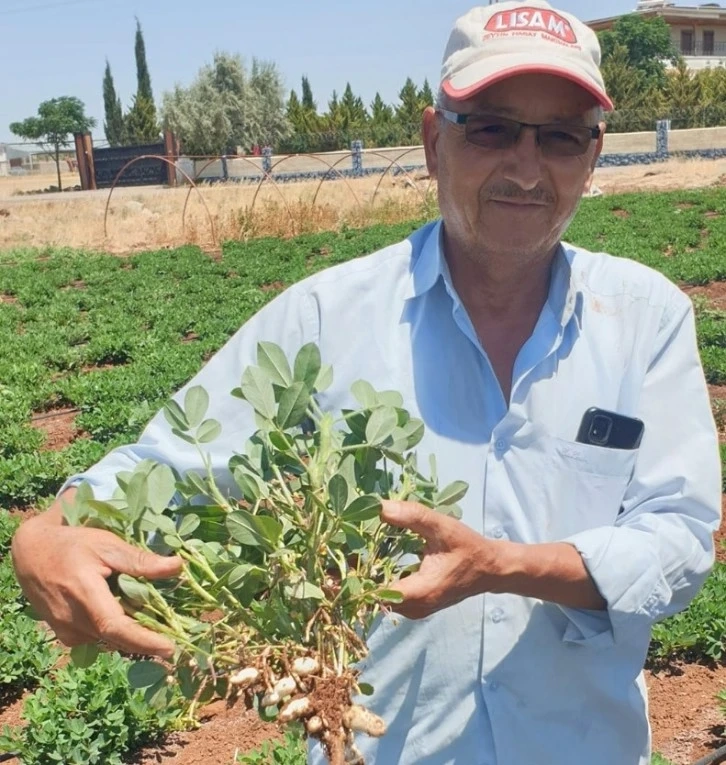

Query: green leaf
[[238, 365, 277, 419], [128, 660, 168, 689], [291, 581, 326, 600], [178, 514, 200, 537], [437, 503, 463, 520], [118, 574, 153, 606], [351, 380, 378, 408], [269, 430, 294, 451], [435, 481, 468, 506], [70, 643, 100, 668], [343, 495, 382, 523], [178, 665, 201, 700], [85, 499, 128, 526], [402, 418, 425, 449], [172, 428, 196, 445], [185, 471, 209, 497], [358, 682, 374, 696], [328, 474, 349, 514], [233, 469, 269, 503], [125, 472, 148, 519], [293, 343, 321, 389], [365, 407, 398, 445], [197, 418, 222, 443], [315, 363, 333, 392], [164, 399, 189, 431], [227, 510, 282, 551], [146, 463, 177, 513], [341, 523, 366, 551], [257, 342, 293, 387], [378, 390, 404, 408], [184, 386, 209, 429], [276, 381, 311, 429], [377, 589, 404, 604]]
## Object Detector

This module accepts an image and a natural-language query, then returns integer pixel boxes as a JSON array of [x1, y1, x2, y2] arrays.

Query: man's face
[[423, 73, 604, 262]]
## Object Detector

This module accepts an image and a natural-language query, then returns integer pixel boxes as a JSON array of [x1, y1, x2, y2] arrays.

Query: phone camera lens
[[589, 415, 613, 446]]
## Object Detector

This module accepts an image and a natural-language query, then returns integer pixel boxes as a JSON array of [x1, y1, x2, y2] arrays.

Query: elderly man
[[11, 2, 721, 763]]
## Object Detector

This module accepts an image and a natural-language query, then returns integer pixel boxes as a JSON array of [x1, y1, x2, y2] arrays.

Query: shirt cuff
[[558, 527, 671, 647]]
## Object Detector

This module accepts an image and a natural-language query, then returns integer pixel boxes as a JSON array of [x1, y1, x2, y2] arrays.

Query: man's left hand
[[380, 499, 506, 620]]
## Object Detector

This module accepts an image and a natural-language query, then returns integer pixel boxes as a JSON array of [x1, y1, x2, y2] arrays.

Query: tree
[[161, 53, 289, 155], [369, 92, 400, 147], [339, 83, 368, 144], [135, 17, 154, 103], [10, 97, 96, 191], [102, 60, 125, 146], [124, 94, 160, 145], [418, 79, 434, 108], [125, 18, 159, 144], [301, 76, 316, 112], [396, 78, 424, 145], [599, 15, 677, 88], [664, 58, 703, 128], [600, 43, 664, 132]]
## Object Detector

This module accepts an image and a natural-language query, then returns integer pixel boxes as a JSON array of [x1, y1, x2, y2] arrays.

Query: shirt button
[[492, 527, 505, 539], [495, 439, 506, 452], [489, 681, 500, 691], [491, 608, 505, 623]]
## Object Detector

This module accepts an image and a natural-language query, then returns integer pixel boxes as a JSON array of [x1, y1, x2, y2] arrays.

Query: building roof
[[588, 3, 726, 30]]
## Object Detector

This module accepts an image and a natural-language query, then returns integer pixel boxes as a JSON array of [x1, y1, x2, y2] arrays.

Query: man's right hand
[[10, 489, 183, 658]]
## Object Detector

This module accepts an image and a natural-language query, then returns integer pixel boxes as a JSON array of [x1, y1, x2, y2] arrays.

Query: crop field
[[0, 188, 725, 764]]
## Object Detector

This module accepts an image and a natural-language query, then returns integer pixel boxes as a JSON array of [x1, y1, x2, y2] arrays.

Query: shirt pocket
[[544, 437, 638, 540]]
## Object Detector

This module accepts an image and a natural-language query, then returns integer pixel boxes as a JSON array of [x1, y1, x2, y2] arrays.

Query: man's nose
[[501, 127, 545, 192]]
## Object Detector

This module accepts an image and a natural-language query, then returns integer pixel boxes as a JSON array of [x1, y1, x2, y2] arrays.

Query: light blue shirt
[[63, 220, 722, 765]]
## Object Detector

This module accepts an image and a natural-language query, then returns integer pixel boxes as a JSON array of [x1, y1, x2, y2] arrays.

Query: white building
[[588, 1, 726, 71]]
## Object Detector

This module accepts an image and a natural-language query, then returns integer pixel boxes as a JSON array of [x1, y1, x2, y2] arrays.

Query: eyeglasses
[[437, 109, 601, 158]]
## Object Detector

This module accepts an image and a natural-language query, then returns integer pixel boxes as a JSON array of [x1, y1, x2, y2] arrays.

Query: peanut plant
[[64, 341, 467, 765]]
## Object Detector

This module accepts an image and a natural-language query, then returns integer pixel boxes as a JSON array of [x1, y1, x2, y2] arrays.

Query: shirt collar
[[405, 220, 583, 331]]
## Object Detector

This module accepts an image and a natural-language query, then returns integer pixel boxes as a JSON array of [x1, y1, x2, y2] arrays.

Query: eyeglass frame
[[435, 108, 602, 157]]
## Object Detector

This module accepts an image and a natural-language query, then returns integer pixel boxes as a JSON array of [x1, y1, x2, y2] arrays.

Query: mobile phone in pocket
[[576, 407, 644, 450]]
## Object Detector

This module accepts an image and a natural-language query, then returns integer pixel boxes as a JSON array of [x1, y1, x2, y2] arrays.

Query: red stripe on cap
[[443, 64, 614, 111]]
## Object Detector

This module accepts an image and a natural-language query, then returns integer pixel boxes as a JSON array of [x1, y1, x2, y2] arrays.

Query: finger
[[97, 536, 183, 581], [382, 575, 434, 620], [80, 572, 177, 658], [381, 500, 445, 539], [50, 624, 97, 648]]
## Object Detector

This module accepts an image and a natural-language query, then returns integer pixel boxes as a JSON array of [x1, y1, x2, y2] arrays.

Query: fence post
[[82, 133, 96, 190], [164, 130, 177, 187], [262, 147, 273, 175], [73, 133, 90, 190], [351, 140, 363, 178], [656, 119, 670, 158]]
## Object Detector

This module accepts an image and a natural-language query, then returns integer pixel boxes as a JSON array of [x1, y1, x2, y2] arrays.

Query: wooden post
[[73, 133, 88, 190], [164, 129, 178, 187], [82, 134, 97, 191]]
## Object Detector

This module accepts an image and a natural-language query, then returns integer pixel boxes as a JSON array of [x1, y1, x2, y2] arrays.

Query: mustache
[[483, 183, 554, 204]]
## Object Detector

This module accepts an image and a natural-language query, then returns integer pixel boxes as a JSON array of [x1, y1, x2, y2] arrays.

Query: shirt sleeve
[[58, 283, 319, 501], [559, 290, 722, 648]]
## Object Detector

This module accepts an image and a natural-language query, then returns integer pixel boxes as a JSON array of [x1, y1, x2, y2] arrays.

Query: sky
[[0, 0, 688, 144]]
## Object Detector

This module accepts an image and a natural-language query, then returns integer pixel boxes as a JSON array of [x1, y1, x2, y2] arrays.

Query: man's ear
[[422, 106, 440, 180]]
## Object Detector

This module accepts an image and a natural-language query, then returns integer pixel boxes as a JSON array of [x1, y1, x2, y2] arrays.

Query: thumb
[[381, 500, 443, 539], [97, 535, 183, 580]]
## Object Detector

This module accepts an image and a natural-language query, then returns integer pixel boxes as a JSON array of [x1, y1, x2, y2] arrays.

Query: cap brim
[[443, 55, 613, 112]]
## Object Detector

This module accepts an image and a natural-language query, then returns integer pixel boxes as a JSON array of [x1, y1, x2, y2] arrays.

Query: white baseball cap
[[440, 1, 613, 111]]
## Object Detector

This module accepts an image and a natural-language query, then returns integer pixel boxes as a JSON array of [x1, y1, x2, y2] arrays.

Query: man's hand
[[11, 492, 183, 658], [381, 500, 505, 619], [381, 500, 606, 619]]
